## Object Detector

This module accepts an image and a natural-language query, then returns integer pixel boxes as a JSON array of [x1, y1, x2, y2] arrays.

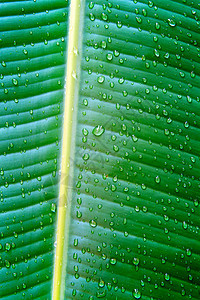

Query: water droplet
[[184, 121, 190, 128], [136, 16, 142, 24], [164, 273, 170, 281], [118, 77, 124, 84], [122, 90, 128, 97], [117, 21, 122, 28], [114, 50, 120, 57], [133, 257, 140, 266], [186, 249, 192, 256], [5, 260, 11, 268], [96, 290, 106, 298], [101, 13, 108, 21], [142, 9, 147, 16], [155, 22, 161, 30], [110, 258, 117, 265], [106, 53, 113, 61], [132, 135, 138, 142], [101, 40, 107, 49], [1, 61, 6, 67], [72, 71, 77, 79], [98, 278, 105, 288], [82, 153, 90, 161], [148, 1, 154, 8], [4, 182, 9, 188], [154, 49, 160, 58], [190, 156, 196, 163], [92, 125, 105, 136], [89, 2, 94, 9], [168, 19, 176, 27], [89, 13, 95, 21], [97, 76, 105, 84], [82, 128, 89, 136], [132, 289, 141, 299], [74, 238, 78, 246], [76, 211, 82, 218], [51, 203, 56, 213], [164, 52, 170, 59], [113, 145, 119, 152], [182, 221, 188, 230], [155, 176, 161, 184], [186, 95, 192, 103], [5, 243, 11, 251], [73, 47, 78, 56], [89, 219, 97, 228]]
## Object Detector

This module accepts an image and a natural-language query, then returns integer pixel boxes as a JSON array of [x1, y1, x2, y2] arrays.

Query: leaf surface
[[0, 0, 200, 299], [62, 0, 200, 299], [0, 1, 69, 299]]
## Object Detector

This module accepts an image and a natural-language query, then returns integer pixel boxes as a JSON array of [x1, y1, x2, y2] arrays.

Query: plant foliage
[[0, 0, 200, 299]]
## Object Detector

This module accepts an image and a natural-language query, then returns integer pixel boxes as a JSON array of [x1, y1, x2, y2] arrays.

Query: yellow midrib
[[52, 1, 81, 299]]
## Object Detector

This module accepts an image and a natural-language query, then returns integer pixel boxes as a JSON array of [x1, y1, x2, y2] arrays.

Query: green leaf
[[0, 1, 70, 299], [1, 0, 200, 299]]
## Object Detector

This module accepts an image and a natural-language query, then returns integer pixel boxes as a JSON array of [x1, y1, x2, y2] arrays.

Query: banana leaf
[[0, 0, 200, 299]]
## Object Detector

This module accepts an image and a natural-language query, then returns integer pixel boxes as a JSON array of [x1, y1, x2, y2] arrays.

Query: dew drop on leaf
[[92, 125, 105, 137], [110, 258, 117, 265], [168, 19, 176, 27], [136, 16, 142, 24], [5, 243, 11, 251], [97, 76, 105, 84], [155, 176, 161, 184], [186, 249, 192, 256], [106, 53, 113, 61], [89, 220, 97, 228], [51, 203, 56, 213], [164, 273, 170, 281], [96, 290, 106, 298], [133, 257, 140, 266], [132, 135, 138, 142], [132, 289, 141, 299], [155, 22, 161, 30], [12, 78, 18, 86], [82, 153, 90, 161], [98, 278, 105, 288]]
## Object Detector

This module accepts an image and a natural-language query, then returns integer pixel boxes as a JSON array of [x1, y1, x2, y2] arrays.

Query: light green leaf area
[[0, 1, 69, 299], [64, 0, 200, 299]]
